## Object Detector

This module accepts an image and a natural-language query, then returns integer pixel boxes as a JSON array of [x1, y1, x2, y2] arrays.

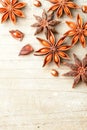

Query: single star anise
[[0, 0, 26, 24], [47, 0, 79, 18], [34, 31, 71, 67], [31, 9, 60, 39], [63, 54, 87, 88], [64, 14, 87, 48]]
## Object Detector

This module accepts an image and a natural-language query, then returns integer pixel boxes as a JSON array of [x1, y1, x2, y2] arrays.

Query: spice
[[51, 69, 59, 77], [9, 30, 24, 41], [33, 0, 42, 7], [63, 54, 87, 88], [31, 9, 60, 39], [19, 44, 34, 55], [81, 5, 87, 13], [64, 14, 87, 48], [0, 0, 26, 24], [34, 31, 71, 67], [47, 0, 79, 18]]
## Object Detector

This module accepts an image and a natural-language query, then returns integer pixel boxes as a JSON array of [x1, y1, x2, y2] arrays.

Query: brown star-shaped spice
[[47, 0, 79, 18], [64, 14, 87, 48], [0, 0, 26, 24], [31, 9, 60, 39], [63, 54, 87, 88], [34, 31, 71, 67]]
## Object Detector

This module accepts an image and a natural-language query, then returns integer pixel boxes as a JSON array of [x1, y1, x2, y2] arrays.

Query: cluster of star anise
[[31, 0, 87, 88], [0, 0, 87, 88]]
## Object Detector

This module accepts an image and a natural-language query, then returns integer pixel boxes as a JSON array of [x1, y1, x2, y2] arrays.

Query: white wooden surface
[[0, 0, 87, 130]]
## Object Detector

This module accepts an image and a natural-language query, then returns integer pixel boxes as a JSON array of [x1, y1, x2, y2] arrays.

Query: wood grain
[[0, 0, 87, 130]]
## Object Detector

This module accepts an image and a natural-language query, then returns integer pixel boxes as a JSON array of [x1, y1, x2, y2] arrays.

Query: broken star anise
[[47, 0, 79, 18], [64, 14, 87, 48], [31, 9, 60, 39], [63, 54, 87, 88], [35, 31, 71, 67], [0, 0, 26, 24]]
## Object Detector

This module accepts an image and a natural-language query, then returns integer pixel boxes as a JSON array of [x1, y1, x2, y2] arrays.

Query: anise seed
[[19, 44, 34, 55], [51, 69, 59, 77], [82, 5, 87, 13], [33, 0, 42, 7], [9, 30, 24, 41]]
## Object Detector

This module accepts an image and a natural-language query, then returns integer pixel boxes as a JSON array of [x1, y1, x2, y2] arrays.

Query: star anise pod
[[31, 9, 60, 39], [63, 54, 87, 88], [0, 0, 26, 24], [64, 14, 87, 48], [34, 31, 71, 67], [47, 0, 79, 18]]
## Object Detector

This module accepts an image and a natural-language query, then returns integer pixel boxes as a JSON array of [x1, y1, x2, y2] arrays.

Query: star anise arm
[[73, 54, 82, 66], [31, 23, 41, 27], [33, 15, 42, 22], [43, 53, 53, 67], [10, 12, 17, 24], [12, 0, 18, 5], [13, 2, 26, 8], [72, 34, 79, 46], [1, 12, 9, 23], [66, 21, 76, 29], [82, 54, 87, 67], [13, 9, 25, 17], [57, 36, 66, 46], [64, 30, 76, 36], [58, 51, 70, 59], [81, 74, 87, 84], [48, 20, 60, 26], [58, 45, 71, 51], [37, 37, 50, 47], [35, 48, 50, 56], [57, 6, 63, 17], [47, 12, 54, 21], [63, 71, 78, 77], [48, 4, 59, 12], [48, 31, 55, 45], [42, 9, 47, 19], [63, 62, 78, 70], [64, 5, 72, 18], [77, 14, 83, 28], [34, 27, 43, 35], [73, 75, 80, 88], [83, 30, 87, 36], [79, 34, 86, 48], [66, 2, 80, 9], [83, 22, 87, 29], [54, 52, 60, 66], [5, 0, 10, 4], [0, 8, 7, 13]]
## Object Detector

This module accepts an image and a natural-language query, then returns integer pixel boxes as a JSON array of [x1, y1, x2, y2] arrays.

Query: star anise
[[47, 0, 79, 18], [63, 54, 87, 88], [34, 31, 71, 67], [0, 0, 26, 24], [64, 14, 87, 48], [31, 9, 60, 39]]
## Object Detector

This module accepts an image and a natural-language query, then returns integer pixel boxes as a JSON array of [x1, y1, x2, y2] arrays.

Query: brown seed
[[51, 69, 59, 77], [19, 44, 34, 55], [9, 30, 24, 41], [33, 0, 42, 7], [82, 5, 87, 13]]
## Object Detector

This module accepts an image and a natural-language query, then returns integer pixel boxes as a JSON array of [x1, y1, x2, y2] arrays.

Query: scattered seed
[[33, 0, 42, 7], [19, 44, 34, 55], [51, 69, 59, 77], [81, 5, 87, 13], [9, 30, 24, 41]]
